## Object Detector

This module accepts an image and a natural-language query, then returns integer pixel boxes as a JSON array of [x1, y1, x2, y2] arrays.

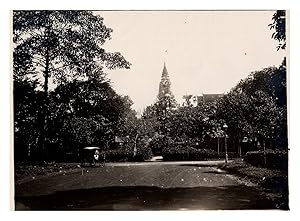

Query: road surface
[[15, 161, 277, 210]]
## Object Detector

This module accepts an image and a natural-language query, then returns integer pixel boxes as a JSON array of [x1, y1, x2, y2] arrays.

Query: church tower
[[158, 62, 172, 99], [156, 62, 177, 109]]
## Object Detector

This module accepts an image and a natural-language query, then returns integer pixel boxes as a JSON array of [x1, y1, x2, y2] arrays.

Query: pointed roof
[[158, 62, 172, 97], [162, 62, 169, 78], [156, 62, 178, 108]]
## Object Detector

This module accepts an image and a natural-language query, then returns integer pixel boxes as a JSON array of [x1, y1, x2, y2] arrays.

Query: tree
[[217, 90, 253, 152], [269, 10, 286, 51], [50, 78, 130, 143], [140, 105, 160, 138], [13, 11, 131, 85], [13, 11, 131, 158], [14, 79, 44, 160], [268, 10, 288, 148], [217, 66, 287, 152]]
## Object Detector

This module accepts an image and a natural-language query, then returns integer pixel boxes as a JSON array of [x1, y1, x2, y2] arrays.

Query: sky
[[96, 11, 286, 113]]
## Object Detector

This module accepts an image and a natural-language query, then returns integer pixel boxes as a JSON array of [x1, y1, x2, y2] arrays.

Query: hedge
[[244, 149, 288, 170], [162, 143, 219, 161], [132, 144, 153, 162], [105, 148, 132, 162], [104, 143, 153, 162]]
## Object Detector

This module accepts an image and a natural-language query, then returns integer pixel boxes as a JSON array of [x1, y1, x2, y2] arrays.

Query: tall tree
[[269, 10, 286, 51], [217, 66, 287, 151], [13, 11, 131, 158], [14, 79, 44, 160]]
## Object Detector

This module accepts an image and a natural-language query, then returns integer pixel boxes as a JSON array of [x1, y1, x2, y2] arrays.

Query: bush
[[244, 149, 288, 170], [149, 134, 170, 155], [162, 142, 219, 161], [104, 141, 153, 162], [132, 145, 153, 162], [105, 145, 133, 162]]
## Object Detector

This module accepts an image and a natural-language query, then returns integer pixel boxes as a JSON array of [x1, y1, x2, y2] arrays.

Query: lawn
[[218, 159, 288, 209]]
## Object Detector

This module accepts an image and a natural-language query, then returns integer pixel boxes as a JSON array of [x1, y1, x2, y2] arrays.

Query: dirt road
[[15, 162, 277, 210]]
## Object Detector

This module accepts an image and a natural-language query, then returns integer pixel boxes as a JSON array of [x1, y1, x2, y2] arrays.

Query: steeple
[[158, 62, 172, 99], [162, 62, 168, 78], [157, 62, 177, 108]]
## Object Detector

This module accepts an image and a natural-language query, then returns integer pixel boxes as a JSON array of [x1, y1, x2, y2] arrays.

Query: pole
[[217, 137, 220, 155], [134, 134, 138, 157], [223, 123, 229, 164], [238, 141, 242, 158], [225, 135, 228, 164], [263, 140, 266, 166]]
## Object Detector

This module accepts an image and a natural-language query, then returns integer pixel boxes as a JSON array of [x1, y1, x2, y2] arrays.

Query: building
[[156, 62, 223, 108], [182, 93, 224, 107], [156, 62, 177, 109]]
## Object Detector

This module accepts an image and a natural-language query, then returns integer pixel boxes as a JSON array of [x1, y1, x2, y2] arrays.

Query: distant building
[[182, 93, 224, 107], [157, 62, 175, 100], [156, 62, 177, 109], [155, 62, 223, 108]]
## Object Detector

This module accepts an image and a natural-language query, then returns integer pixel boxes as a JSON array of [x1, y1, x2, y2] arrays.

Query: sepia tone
[[13, 10, 288, 210]]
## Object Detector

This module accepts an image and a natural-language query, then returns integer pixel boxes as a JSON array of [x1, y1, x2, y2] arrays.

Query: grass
[[14, 162, 82, 183], [218, 159, 288, 209]]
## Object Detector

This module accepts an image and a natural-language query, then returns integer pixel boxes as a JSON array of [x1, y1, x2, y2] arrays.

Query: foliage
[[162, 143, 219, 161], [13, 11, 288, 164], [216, 66, 287, 150], [104, 141, 153, 162], [53, 78, 135, 147], [105, 146, 133, 162], [148, 134, 170, 152], [140, 105, 160, 136], [14, 79, 44, 160], [219, 159, 288, 209], [269, 10, 286, 51], [133, 141, 153, 162], [14, 77, 137, 162], [144, 102, 223, 149], [50, 78, 127, 122], [244, 149, 288, 170], [13, 11, 130, 85], [13, 11, 131, 160]]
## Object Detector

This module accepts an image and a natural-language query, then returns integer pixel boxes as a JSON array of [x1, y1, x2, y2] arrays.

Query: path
[[15, 161, 276, 210]]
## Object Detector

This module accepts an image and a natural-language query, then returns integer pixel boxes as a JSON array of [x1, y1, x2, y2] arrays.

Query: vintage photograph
[[13, 10, 288, 210]]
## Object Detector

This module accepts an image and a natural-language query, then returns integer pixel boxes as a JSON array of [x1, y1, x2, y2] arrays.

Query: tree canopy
[[13, 11, 132, 161], [269, 10, 286, 51], [13, 11, 131, 87]]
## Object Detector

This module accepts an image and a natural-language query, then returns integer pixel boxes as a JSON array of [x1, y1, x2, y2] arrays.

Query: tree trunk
[[263, 140, 267, 166], [217, 137, 220, 155], [39, 24, 51, 163], [238, 139, 242, 158], [133, 134, 138, 157]]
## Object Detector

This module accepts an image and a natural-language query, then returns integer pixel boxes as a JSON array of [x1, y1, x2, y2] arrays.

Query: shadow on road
[[15, 185, 280, 210], [177, 164, 222, 168], [201, 171, 227, 175]]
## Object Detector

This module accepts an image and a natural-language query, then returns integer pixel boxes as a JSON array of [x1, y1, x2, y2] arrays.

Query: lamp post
[[223, 123, 228, 164], [271, 125, 275, 149], [217, 126, 221, 155]]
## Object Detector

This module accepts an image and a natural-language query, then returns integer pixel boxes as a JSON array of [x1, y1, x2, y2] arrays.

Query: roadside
[[218, 159, 288, 210], [15, 161, 279, 210], [14, 160, 227, 184], [14, 159, 289, 210], [15, 162, 83, 184]]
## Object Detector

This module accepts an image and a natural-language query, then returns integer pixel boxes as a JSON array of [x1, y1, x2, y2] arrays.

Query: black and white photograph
[[12, 9, 289, 211]]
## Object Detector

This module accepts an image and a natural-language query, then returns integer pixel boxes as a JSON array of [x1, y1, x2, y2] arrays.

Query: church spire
[[158, 62, 171, 98], [157, 62, 177, 108], [162, 62, 169, 79]]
